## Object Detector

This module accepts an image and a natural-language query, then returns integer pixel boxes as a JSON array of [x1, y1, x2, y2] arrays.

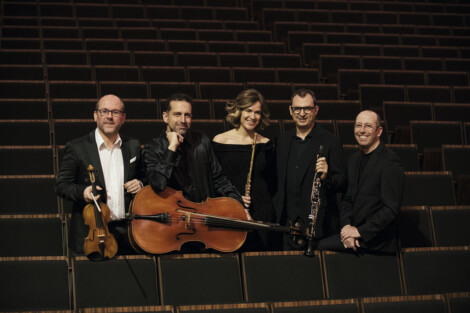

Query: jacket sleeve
[[142, 139, 178, 192], [55, 142, 87, 203]]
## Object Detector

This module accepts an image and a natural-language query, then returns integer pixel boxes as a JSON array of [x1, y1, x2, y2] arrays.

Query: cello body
[[128, 186, 248, 254]]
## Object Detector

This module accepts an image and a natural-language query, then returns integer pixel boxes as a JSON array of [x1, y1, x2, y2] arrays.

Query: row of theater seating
[[0, 170, 464, 215], [1, 205, 469, 257], [1, 249, 469, 310], [3, 65, 470, 88]]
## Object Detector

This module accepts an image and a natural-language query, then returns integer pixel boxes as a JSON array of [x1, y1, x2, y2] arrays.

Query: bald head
[[96, 94, 125, 112], [354, 110, 383, 154]]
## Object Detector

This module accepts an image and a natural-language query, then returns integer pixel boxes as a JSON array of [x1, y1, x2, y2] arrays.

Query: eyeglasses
[[96, 109, 124, 117], [291, 106, 315, 114], [354, 123, 380, 131]]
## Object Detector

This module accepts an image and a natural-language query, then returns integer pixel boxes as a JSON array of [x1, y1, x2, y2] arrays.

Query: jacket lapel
[[355, 143, 385, 196], [85, 132, 106, 189], [121, 136, 130, 182]]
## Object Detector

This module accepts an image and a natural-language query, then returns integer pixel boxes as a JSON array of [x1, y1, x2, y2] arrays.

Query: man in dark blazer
[[274, 89, 346, 250], [55, 94, 145, 256], [317, 110, 404, 253]]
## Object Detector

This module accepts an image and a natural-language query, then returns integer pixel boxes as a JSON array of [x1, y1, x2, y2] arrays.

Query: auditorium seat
[[323, 251, 402, 299], [422, 46, 459, 59], [245, 83, 292, 100], [73, 256, 159, 308], [142, 66, 186, 82], [0, 99, 48, 119], [360, 85, 406, 110], [401, 247, 470, 295], [158, 253, 243, 305], [364, 33, 400, 45], [76, 3, 110, 18], [42, 26, 79, 39], [126, 39, 166, 52], [320, 55, 361, 81], [47, 65, 93, 81], [434, 103, 470, 122], [0, 64, 44, 80], [404, 58, 444, 72], [258, 119, 282, 141], [233, 67, 275, 83], [123, 99, 160, 120], [277, 68, 320, 84], [343, 43, 381, 56], [417, 25, 450, 36], [246, 42, 286, 54], [261, 53, 302, 68], [0, 48, 42, 65], [188, 66, 232, 83], [442, 145, 470, 180], [453, 86, 470, 103], [338, 69, 381, 98], [383, 101, 432, 138], [0, 146, 54, 175], [386, 144, 420, 172], [271, 299, 359, 313], [134, 51, 176, 66], [53, 119, 95, 146], [100, 82, 149, 99], [288, 31, 324, 52], [382, 45, 420, 58], [0, 80, 46, 99], [49, 81, 98, 99], [212, 99, 231, 119], [398, 206, 434, 248], [0, 120, 50, 146], [316, 100, 361, 121], [362, 56, 402, 70], [0, 38, 41, 50], [402, 172, 456, 206], [410, 121, 463, 154], [199, 82, 245, 100], [219, 53, 260, 67], [382, 70, 425, 86], [198, 29, 234, 41], [402, 35, 437, 46], [430, 205, 470, 247], [0, 257, 70, 311], [302, 43, 342, 67], [241, 251, 323, 302], [235, 30, 273, 42], [209, 41, 246, 53], [150, 82, 198, 99], [214, 7, 249, 21], [95, 66, 140, 82], [89, 51, 132, 66], [0, 214, 64, 257], [273, 21, 309, 41], [327, 33, 362, 45], [362, 295, 447, 313]]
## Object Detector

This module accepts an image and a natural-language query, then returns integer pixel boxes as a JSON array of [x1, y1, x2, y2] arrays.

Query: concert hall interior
[[1, 0, 470, 312]]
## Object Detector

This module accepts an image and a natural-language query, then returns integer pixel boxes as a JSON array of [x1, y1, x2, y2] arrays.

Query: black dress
[[212, 140, 278, 251]]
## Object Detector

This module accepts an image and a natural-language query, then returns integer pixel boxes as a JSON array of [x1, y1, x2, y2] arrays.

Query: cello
[[82, 165, 118, 260], [128, 186, 303, 254]]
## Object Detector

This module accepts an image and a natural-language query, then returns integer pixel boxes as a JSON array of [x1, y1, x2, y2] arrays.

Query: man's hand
[[241, 195, 253, 221], [341, 225, 361, 251], [166, 131, 184, 151], [83, 185, 102, 203], [124, 179, 143, 194], [316, 156, 328, 181]]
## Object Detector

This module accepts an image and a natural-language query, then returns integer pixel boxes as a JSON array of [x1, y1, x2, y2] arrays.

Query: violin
[[128, 186, 303, 255], [82, 165, 118, 261]]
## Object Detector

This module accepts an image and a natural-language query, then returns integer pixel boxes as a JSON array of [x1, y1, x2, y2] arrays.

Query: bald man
[[56, 94, 145, 257], [317, 110, 404, 253]]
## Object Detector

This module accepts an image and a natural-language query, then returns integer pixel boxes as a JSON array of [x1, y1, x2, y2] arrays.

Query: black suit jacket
[[55, 131, 145, 254], [340, 142, 404, 253], [274, 125, 346, 238]]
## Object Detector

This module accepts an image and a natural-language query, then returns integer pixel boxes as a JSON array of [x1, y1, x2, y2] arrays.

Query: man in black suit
[[317, 110, 404, 253], [55, 94, 145, 256], [274, 89, 346, 250]]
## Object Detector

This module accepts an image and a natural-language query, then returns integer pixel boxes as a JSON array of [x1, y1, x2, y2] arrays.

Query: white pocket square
[[130, 156, 136, 163]]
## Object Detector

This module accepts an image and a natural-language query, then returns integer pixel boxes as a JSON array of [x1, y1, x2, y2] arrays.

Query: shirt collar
[[95, 128, 122, 151]]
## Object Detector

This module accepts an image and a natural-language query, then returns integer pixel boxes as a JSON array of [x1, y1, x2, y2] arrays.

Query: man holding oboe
[[317, 110, 404, 253], [274, 89, 347, 251]]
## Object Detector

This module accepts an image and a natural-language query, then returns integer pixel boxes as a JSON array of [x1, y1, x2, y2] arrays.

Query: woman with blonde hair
[[212, 89, 277, 251]]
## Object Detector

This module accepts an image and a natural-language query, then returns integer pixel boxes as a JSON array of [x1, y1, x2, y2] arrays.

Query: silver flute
[[304, 144, 324, 257]]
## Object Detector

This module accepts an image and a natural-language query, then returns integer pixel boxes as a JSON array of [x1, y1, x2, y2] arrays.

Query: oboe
[[304, 145, 324, 257]]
